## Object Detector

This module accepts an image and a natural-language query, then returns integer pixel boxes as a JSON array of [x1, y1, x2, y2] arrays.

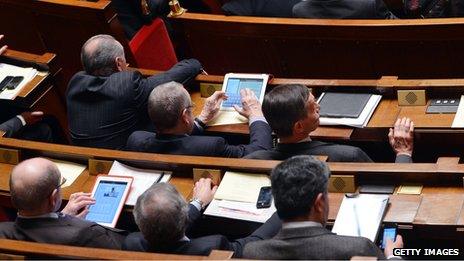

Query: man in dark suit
[[293, 0, 396, 19], [66, 34, 202, 150], [245, 84, 414, 162], [123, 181, 282, 257], [0, 157, 126, 249], [243, 155, 403, 259], [222, 0, 300, 17], [126, 81, 272, 157]]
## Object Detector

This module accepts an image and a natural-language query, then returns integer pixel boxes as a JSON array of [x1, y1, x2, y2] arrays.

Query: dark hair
[[262, 84, 310, 137], [271, 155, 330, 220], [133, 183, 189, 249], [147, 81, 190, 132]]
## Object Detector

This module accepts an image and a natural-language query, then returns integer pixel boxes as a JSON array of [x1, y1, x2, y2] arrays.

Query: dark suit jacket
[[126, 120, 272, 158], [292, 0, 396, 19], [123, 212, 282, 257], [0, 213, 126, 249], [222, 0, 301, 17], [0, 117, 22, 137], [243, 225, 385, 259], [245, 140, 412, 163], [66, 59, 201, 150]]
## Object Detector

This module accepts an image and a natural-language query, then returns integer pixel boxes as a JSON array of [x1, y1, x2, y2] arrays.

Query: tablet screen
[[222, 78, 264, 108], [86, 180, 129, 224]]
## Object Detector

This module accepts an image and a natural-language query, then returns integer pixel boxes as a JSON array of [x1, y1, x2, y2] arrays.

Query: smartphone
[[257, 186, 272, 209], [380, 224, 397, 249], [0, 76, 14, 91], [5, 76, 24, 90]]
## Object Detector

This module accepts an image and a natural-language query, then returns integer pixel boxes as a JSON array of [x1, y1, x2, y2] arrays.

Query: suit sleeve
[[395, 154, 412, 163], [133, 59, 202, 113], [226, 212, 282, 258], [215, 121, 273, 158], [375, 0, 397, 18], [0, 117, 23, 138], [78, 224, 126, 249], [185, 204, 202, 236]]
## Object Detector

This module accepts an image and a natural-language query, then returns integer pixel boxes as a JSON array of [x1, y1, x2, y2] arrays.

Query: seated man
[[126, 81, 272, 157], [66, 34, 202, 150], [245, 84, 414, 162], [222, 0, 300, 18], [293, 0, 396, 19], [243, 155, 403, 259], [0, 158, 126, 249], [123, 181, 282, 257]]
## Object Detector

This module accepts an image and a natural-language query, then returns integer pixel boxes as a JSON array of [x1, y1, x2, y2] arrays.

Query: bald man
[[66, 34, 202, 149], [0, 158, 126, 249]]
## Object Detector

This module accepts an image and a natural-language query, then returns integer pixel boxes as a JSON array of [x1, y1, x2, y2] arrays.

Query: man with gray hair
[[67, 34, 202, 149], [123, 181, 281, 257], [0, 157, 126, 249], [126, 81, 272, 157]]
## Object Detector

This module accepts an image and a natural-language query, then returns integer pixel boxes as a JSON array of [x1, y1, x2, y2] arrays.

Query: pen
[[155, 171, 165, 184]]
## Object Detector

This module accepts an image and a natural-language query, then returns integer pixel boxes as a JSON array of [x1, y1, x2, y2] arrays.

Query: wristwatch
[[191, 197, 205, 210]]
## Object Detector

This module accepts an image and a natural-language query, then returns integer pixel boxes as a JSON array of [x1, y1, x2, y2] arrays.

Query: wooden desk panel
[[383, 194, 422, 224], [367, 99, 400, 128], [414, 190, 464, 225], [398, 105, 454, 128]]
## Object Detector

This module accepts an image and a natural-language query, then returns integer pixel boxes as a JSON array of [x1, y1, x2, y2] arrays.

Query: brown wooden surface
[[171, 13, 464, 79], [0, 238, 231, 259]]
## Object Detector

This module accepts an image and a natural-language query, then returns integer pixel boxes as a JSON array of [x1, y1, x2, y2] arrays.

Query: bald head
[[81, 34, 125, 76], [10, 158, 61, 213], [147, 81, 191, 132]]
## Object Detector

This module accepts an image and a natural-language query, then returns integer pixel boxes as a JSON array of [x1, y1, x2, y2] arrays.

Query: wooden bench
[[0, 238, 233, 259], [170, 13, 464, 79]]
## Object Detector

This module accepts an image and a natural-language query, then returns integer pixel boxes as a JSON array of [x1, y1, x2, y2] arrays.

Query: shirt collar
[[282, 220, 323, 229], [17, 212, 59, 219]]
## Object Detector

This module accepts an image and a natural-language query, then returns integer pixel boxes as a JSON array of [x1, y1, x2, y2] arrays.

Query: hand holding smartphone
[[380, 224, 397, 249]]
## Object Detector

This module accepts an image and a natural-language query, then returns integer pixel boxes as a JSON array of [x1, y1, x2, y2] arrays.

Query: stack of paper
[[108, 161, 171, 206], [452, 95, 464, 127], [207, 111, 248, 126], [49, 158, 86, 188], [204, 171, 276, 223], [0, 63, 37, 100], [318, 93, 382, 128], [332, 194, 389, 242]]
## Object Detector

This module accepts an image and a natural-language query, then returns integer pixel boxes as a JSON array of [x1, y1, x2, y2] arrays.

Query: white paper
[[214, 171, 270, 203], [332, 194, 389, 242], [49, 159, 86, 188], [452, 95, 464, 127], [207, 111, 248, 126], [109, 161, 171, 206], [318, 94, 382, 128], [204, 199, 276, 223], [0, 63, 38, 100]]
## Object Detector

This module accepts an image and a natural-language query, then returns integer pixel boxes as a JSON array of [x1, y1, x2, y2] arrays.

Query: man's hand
[[0, 35, 7, 55], [21, 111, 44, 125], [192, 178, 218, 208], [61, 192, 96, 218], [384, 235, 403, 258], [198, 91, 227, 124], [233, 88, 263, 119], [388, 117, 414, 157]]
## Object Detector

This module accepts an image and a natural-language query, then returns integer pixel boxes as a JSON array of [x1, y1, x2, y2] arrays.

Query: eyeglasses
[[58, 176, 67, 188]]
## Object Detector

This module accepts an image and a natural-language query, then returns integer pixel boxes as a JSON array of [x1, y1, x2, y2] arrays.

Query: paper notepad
[[397, 185, 423, 195], [207, 111, 248, 126], [108, 161, 171, 206], [332, 194, 389, 242], [49, 159, 86, 188], [0, 63, 38, 100], [214, 171, 270, 203], [452, 96, 464, 127]]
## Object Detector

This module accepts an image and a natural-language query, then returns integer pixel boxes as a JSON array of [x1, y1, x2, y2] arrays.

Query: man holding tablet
[[0, 158, 126, 249], [126, 81, 272, 158]]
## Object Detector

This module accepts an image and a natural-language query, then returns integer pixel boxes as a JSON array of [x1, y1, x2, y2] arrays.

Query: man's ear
[[181, 109, 190, 125], [115, 57, 125, 72], [293, 120, 304, 136], [49, 188, 59, 210], [313, 193, 325, 215]]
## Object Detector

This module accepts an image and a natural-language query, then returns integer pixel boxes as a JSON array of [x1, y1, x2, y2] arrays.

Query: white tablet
[[220, 73, 269, 111], [85, 175, 133, 228]]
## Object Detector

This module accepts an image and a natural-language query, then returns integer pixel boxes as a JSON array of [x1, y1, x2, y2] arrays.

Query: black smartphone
[[0, 76, 14, 91], [5, 76, 24, 90], [380, 224, 397, 249], [257, 186, 272, 209]]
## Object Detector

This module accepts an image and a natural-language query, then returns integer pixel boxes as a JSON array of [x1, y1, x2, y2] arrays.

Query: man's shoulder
[[181, 235, 228, 255], [244, 149, 281, 160]]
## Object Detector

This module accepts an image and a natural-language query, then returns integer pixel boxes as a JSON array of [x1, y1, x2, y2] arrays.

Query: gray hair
[[81, 34, 125, 76], [133, 183, 189, 249], [10, 158, 61, 212], [147, 81, 191, 132]]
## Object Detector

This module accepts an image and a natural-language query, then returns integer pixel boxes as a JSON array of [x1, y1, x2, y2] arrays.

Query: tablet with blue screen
[[220, 73, 269, 111], [85, 175, 133, 228]]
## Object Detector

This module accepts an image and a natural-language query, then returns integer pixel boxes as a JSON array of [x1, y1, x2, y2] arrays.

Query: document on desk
[[205, 199, 276, 223], [108, 161, 172, 206], [0, 63, 37, 100], [332, 194, 389, 242], [207, 111, 248, 126], [49, 159, 86, 188], [214, 171, 270, 203], [318, 93, 382, 128], [452, 95, 464, 127]]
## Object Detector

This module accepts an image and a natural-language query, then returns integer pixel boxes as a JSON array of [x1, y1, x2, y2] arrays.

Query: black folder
[[318, 92, 372, 118]]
